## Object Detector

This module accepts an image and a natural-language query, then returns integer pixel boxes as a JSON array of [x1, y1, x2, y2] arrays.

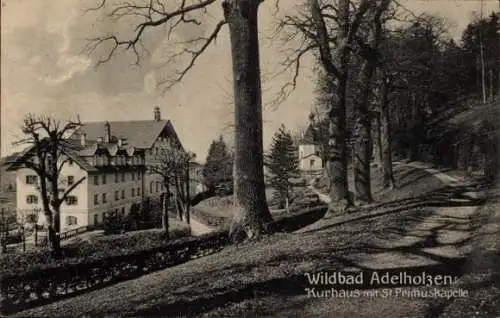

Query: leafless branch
[[84, 0, 221, 91], [266, 42, 317, 110], [157, 19, 227, 91]]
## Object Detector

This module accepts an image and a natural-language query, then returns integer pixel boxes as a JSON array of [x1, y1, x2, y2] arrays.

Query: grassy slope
[[191, 186, 319, 228], [14, 164, 453, 318]]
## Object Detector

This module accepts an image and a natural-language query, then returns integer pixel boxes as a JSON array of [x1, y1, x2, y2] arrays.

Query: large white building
[[8, 107, 201, 231]]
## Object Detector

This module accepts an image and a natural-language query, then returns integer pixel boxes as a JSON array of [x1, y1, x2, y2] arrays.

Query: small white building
[[298, 124, 323, 171], [8, 107, 202, 232]]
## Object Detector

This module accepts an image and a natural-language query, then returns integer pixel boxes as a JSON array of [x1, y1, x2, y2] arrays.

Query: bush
[[214, 182, 233, 196], [103, 211, 126, 235], [0, 226, 191, 278], [0, 230, 229, 315], [2, 232, 22, 245]]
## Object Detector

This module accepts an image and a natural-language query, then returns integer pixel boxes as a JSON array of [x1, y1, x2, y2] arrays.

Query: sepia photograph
[[0, 0, 499, 317]]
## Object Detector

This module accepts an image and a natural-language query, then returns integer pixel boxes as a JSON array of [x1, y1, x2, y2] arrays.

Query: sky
[[1, 0, 498, 162]]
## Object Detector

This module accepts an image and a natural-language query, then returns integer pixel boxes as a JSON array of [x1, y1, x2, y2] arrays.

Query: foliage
[[265, 125, 300, 209], [103, 210, 126, 235], [0, 227, 193, 277], [0, 230, 228, 315], [202, 135, 233, 192]]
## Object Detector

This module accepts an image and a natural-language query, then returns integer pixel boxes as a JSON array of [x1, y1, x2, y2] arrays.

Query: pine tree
[[203, 135, 233, 193], [265, 125, 300, 210]]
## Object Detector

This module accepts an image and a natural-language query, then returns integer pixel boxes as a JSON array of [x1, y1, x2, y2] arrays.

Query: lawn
[[12, 162, 465, 318], [190, 186, 322, 228], [0, 218, 191, 275]]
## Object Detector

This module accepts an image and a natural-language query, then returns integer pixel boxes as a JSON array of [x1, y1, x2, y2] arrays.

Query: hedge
[[0, 230, 229, 315]]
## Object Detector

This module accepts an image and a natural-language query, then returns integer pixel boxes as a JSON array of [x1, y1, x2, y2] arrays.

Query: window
[[131, 188, 135, 197], [115, 190, 120, 201], [67, 176, 75, 186], [66, 216, 78, 226], [102, 174, 107, 185], [121, 207, 125, 215], [93, 175, 99, 185], [94, 214, 99, 225], [150, 181, 153, 194], [121, 173, 125, 182], [25, 175, 38, 185], [310, 159, 315, 167], [121, 189, 125, 199], [26, 195, 38, 204], [65, 195, 78, 205], [94, 194, 99, 205], [68, 159, 74, 166], [102, 193, 107, 204], [132, 172, 135, 181], [137, 187, 140, 196], [156, 182, 159, 193], [115, 173, 119, 183]]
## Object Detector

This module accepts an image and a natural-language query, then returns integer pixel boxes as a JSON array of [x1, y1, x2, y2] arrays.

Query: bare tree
[[8, 114, 85, 257], [377, 72, 396, 188], [86, 0, 275, 240], [352, 0, 391, 203], [148, 142, 195, 236], [275, 0, 372, 211]]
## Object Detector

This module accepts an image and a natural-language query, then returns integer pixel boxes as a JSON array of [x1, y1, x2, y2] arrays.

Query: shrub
[[103, 210, 126, 235], [0, 226, 191, 277], [0, 230, 229, 315]]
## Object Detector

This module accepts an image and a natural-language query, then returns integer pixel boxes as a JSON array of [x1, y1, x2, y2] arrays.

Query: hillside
[[15, 162, 496, 318]]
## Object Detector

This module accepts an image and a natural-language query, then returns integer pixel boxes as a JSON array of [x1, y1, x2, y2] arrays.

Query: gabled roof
[[302, 153, 321, 160], [5, 141, 146, 173], [69, 120, 178, 150]]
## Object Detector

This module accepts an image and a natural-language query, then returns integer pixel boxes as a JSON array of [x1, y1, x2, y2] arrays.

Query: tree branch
[[84, 0, 221, 91], [157, 19, 227, 91], [60, 176, 87, 204]]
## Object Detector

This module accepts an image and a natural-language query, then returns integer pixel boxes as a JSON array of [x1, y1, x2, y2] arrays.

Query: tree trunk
[[354, 59, 375, 203], [46, 204, 61, 258], [285, 195, 289, 214], [223, 0, 273, 241], [373, 111, 382, 166], [409, 94, 419, 161], [326, 74, 350, 206], [174, 190, 183, 221], [161, 189, 169, 237], [185, 163, 190, 225], [380, 81, 395, 189], [34, 225, 38, 246], [22, 225, 26, 252]]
